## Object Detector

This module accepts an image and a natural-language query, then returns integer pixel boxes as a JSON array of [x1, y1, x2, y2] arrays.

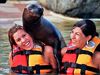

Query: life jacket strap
[[66, 48, 93, 57], [13, 50, 42, 57], [11, 65, 52, 74], [62, 62, 99, 74], [11, 65, 33, 74]]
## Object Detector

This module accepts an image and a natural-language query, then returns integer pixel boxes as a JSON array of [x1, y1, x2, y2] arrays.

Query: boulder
[[38, 0, 100, 18]]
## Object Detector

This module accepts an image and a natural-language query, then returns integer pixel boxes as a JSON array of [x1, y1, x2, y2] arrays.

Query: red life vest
[[61, 36, 100, 74], [9, 45, 52, 74]]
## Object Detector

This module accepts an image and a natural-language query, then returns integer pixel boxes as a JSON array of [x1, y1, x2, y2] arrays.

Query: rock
[[38, 0, 100, 18]]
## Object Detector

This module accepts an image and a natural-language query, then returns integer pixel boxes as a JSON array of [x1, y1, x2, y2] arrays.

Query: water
[[0, 28, 10, 74], [0, 20, 100, 74]]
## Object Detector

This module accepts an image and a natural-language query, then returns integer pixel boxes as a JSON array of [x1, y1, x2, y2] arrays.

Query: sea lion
[[22, 3, 66, 69]]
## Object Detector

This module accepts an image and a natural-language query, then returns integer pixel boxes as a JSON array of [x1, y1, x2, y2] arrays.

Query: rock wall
[[38, 0, 100, 18]]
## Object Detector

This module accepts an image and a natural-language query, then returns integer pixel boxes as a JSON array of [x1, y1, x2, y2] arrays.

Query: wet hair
[[73, 19, 99, 39], [8, 25, 24, 50], [8, 24, 44, 51]]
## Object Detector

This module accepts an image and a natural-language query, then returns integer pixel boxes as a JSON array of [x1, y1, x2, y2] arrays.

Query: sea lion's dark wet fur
[[22, 3, 66, 69]]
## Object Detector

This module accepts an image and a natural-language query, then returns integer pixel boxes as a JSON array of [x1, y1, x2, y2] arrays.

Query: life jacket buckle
[[71, 63, 76, 68], [35, 65, 40, 74], [75, 48, 80, 54], [81, 64, 87, 70], [17, 65, 23, 73], [27, 66, 34, 74], [22, 50, 31, 55]]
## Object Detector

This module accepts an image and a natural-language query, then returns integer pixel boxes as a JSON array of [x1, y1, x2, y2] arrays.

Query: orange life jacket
[[9, 45, 52, 74], [61, 36, 100, 74]]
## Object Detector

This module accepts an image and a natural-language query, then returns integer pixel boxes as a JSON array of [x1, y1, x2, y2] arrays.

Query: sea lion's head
[[23, 3, 44, 23]]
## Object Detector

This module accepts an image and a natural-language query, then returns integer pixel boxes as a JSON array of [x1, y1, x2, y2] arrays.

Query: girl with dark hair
[[8, 25, 57, 74], [61, 19, 100, 74]]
